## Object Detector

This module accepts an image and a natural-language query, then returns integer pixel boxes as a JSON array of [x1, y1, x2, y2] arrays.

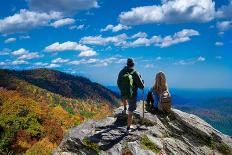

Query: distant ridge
[[0, 68, 119, 106]]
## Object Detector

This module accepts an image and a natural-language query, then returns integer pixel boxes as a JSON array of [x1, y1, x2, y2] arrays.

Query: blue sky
[[0, 0, 232, 88]]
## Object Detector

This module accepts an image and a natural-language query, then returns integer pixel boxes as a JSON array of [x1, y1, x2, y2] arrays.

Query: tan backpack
[[158, 91, 172, 113]]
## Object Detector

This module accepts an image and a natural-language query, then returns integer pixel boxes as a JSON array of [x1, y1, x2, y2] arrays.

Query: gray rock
[[54, 105, 232, 155]]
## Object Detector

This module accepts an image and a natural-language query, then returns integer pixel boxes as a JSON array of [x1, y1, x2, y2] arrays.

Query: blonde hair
[[152, 71, 168, 94]]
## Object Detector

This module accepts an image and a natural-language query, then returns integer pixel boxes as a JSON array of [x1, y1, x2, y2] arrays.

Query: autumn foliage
[[0, 68, 119, 154]]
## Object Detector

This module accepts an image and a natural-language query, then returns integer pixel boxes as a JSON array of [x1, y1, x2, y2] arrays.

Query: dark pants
[[128, 96, 137, 112]]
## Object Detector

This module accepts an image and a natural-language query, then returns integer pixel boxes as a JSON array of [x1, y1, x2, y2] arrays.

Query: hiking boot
[[126, 125, 135, 134], [126, 126, 132, 134]]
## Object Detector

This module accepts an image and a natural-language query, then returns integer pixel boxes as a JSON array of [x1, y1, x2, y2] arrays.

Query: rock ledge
[[54, 103, 232, 155]]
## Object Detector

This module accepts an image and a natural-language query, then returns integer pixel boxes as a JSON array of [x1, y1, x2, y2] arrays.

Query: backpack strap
[[129, 70, 136, 75]]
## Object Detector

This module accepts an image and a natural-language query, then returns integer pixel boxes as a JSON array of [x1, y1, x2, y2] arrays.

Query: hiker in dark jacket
[[117, 58, 144, 133]]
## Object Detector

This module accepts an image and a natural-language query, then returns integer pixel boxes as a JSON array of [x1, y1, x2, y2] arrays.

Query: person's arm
[[153, 91, 159, 108], [117, 71, 122, 89], [133, 71, 144, 89]]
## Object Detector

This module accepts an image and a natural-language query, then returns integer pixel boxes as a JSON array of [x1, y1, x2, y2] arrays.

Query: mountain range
[[0, 68, 119, 154]]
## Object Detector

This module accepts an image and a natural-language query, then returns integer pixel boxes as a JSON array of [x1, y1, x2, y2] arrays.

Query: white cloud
[[4, 38, 16, 43], [101, 24, 131, 32], [0, 9, 62, 34], [18, 52, 40, 60], [69, 24, 85, 30], [197, 56, 205, 62], [52, 57, 70, 63], [216, 0, 232, 19], [46, 63, 61, 68], [34, 62, 49, 66], [215, 42, 224, 46], [130, 37, 150, 47], [175, 56, 205, 65], [78, 50, 97, 57], [131, 32, 147, 39], [129, 29, 199, 48], [28, 0, 99, 15], [119, 0, 215, 25], [93, 57, 126, 67], [45, 41, 90, 51], [12, 60, 29, 65], [68, 57, 126, 67], [19, 35, 30, 40], [45, 41, 97, 57], [80, 33, 128, 46], [11, 48, 40, 60], [51, 18, 75, 28], [12, 48, 29, 55], [69, 58, 98, 65], [80, 29, 199, 48], [158, 29, 199, 47], [0, 48, 11, 55], [216, 21, 232, 32]]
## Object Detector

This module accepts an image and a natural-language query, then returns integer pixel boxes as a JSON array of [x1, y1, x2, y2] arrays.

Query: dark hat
[[127, 58, 135, 67]]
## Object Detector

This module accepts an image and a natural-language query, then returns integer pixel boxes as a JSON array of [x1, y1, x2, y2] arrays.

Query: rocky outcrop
[[54, 102, 232, 155]]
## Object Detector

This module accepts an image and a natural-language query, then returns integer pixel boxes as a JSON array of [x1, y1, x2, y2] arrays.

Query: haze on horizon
[[0, 0, 232, 89]]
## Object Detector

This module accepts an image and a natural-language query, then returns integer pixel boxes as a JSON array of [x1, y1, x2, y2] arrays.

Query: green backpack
[[119, 71, 135, 99]]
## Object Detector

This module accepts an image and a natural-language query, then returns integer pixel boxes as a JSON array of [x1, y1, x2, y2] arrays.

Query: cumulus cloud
[[46, 63, 61, 68], [80, 34, 128, 46], [12, 48, 29, 55], [80, 29, 199, 48], [34, 62, 49, 66], [0, 9, 62, 34], [197, 56, 206, 62], [129, 37, 151, 47], [18, 52, 40, 60], [216, 0, 232, 19], [93, 57, 126, 67], [119, 0, 215, 25], [216, 21, 232, 32], [69, 58, 98, 65], [28, 0, 99, 15], [12, 60, 29, 65], [101, 24, 131, 32], [44, 41, 97, 57], [4, 38, 16, 43], [12, 48, 40, 60], [78, 50, 97, 57], [69, 24, 85, 30], [52, 58, 70, 63], [157, 29, 199, 47], [130, 29, 199, 48], [0, 48, 11, 55], [68, 57, 126, 67], [131, 32, 147, 39], [51, 18, 75, 28]]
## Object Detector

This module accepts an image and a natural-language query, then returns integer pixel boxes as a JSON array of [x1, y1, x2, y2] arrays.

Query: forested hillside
[[0, 69, 119, 154]]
